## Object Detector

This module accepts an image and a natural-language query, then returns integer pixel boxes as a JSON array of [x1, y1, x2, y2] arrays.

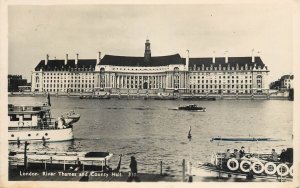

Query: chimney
[[225, 51, 228, 63], [251, 49, 255, 63], [75, 53, 78, 65], [186, 50, 189, 69], [212, 50, 215, 64], [45, 54, 49, 65], [97, 51, 101, 64], [65, 54, 68, 65]]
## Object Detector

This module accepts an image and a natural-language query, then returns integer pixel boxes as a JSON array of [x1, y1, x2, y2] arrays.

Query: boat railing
[[216, 152, 292, 165]]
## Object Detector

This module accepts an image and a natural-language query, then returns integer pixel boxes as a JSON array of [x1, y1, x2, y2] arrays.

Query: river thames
[[8, 97, 293, 176]]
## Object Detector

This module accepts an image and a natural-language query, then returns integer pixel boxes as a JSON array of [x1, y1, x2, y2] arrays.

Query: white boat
[[62, 110, 80, 124], [193, 148, 293, 182], [9, 150, 114, 171], [8, 103, 75, 142]]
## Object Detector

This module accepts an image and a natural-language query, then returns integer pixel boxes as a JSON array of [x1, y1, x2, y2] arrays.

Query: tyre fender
[[264, 162, 277, 175], [227, 158, 239, 171], [276, 163, 289, 176], [252, 161, 264, 174], [240, 160, 251, 173]]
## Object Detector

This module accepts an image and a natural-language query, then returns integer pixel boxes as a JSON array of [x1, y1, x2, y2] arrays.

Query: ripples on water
[[8, 97, 293, 176]]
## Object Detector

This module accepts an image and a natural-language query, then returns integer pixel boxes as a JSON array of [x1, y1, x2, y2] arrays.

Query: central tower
[[144, 38, 151, 64]]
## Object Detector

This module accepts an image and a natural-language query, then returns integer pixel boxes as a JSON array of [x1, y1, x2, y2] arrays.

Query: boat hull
[[8, 127, 74, 142], [192, 162, 292, 182]]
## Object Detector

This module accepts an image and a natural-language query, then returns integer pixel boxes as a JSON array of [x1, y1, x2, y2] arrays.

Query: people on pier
[[129, 156, 138, 177], [239, 146, 245, 158]]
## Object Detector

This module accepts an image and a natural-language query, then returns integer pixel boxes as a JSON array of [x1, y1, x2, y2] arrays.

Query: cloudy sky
[[8, 3, 294, 82]]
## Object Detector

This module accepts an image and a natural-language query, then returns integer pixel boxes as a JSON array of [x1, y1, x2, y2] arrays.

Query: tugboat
[[178, 104, 206, 112], [8, 103, 76, 142]]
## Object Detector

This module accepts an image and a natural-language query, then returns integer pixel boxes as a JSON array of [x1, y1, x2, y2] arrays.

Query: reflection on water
[[8, 97, 293, 176]]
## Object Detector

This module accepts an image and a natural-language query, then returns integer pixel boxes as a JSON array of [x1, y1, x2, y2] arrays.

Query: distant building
[[270, 74, 293, 90], [31, 39, 270, 94], [8, 75, 28, 92], [281, 75, 293, 89]]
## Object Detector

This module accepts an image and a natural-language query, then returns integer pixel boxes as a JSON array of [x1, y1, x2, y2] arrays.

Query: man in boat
[[222, 149, 231, 168], [279, 149, 286, 162], [233, 149, 240, 160], [270, 149, 278, 162], [239, 146, 246, 158]]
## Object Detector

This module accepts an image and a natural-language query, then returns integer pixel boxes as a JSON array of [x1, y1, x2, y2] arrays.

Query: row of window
[[190, 80, 252, 84], [39, 72, 95, 76], [44, 89, 93, 92], [43, 76, 94, 79], [189, 90, 252, 94], [43, 80, 94, 83], [43, 84, 94, 88], [190, 75, 252, 79], [190, 85, 252, 89], [188, 65, 262, 71], [11, 133, 48, 137], [111, 67, 168, 71]]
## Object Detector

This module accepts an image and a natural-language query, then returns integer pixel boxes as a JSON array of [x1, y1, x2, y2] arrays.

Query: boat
[[191, 136, 293, 182], [8, 103, 75, 142], [210, 137, 280, 142], [154, 92, 178, 100], [62, 110, 80, 125], [182, 96, 216, 101], [178, 104, 206, 112], [80, 92, 110, 99], [9, 150, 114, 171], [154, 96, 177, 100], [194, 148, 293, 182]]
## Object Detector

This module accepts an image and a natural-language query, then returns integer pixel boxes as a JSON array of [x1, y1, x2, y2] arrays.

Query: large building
[[31, 39, 269, 94], [32, 54, 97, 93]]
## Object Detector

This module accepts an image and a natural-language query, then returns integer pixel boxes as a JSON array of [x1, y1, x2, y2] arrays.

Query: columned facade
[[31, 40, 269, 94]]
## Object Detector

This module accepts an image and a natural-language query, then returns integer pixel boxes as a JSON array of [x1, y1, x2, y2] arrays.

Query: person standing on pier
[[130, 156, 138, 177], [239, 146, 245, 158]]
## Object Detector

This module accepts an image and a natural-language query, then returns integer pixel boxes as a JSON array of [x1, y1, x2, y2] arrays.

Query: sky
[[7, 3, 295, 83]]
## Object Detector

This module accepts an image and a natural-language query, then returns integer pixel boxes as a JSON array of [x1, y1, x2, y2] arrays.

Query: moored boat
[[194, 148, 293, 181], [9, 150, 114, 171], [183, 96, 216, 101], [62, 110, 80, 124], [154, 92, 178, 100], [80, 93, 110, 99], [8, 103, 75, 142]]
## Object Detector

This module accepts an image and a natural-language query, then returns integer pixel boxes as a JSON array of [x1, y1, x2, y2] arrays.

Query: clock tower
[[144, 38, 151, 64]]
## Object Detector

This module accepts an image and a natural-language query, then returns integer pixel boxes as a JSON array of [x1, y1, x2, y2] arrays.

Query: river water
[[8, 96, 293, 176]]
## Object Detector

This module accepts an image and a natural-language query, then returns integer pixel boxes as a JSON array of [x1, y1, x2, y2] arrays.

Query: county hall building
[[31, 39, 269, 94]]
